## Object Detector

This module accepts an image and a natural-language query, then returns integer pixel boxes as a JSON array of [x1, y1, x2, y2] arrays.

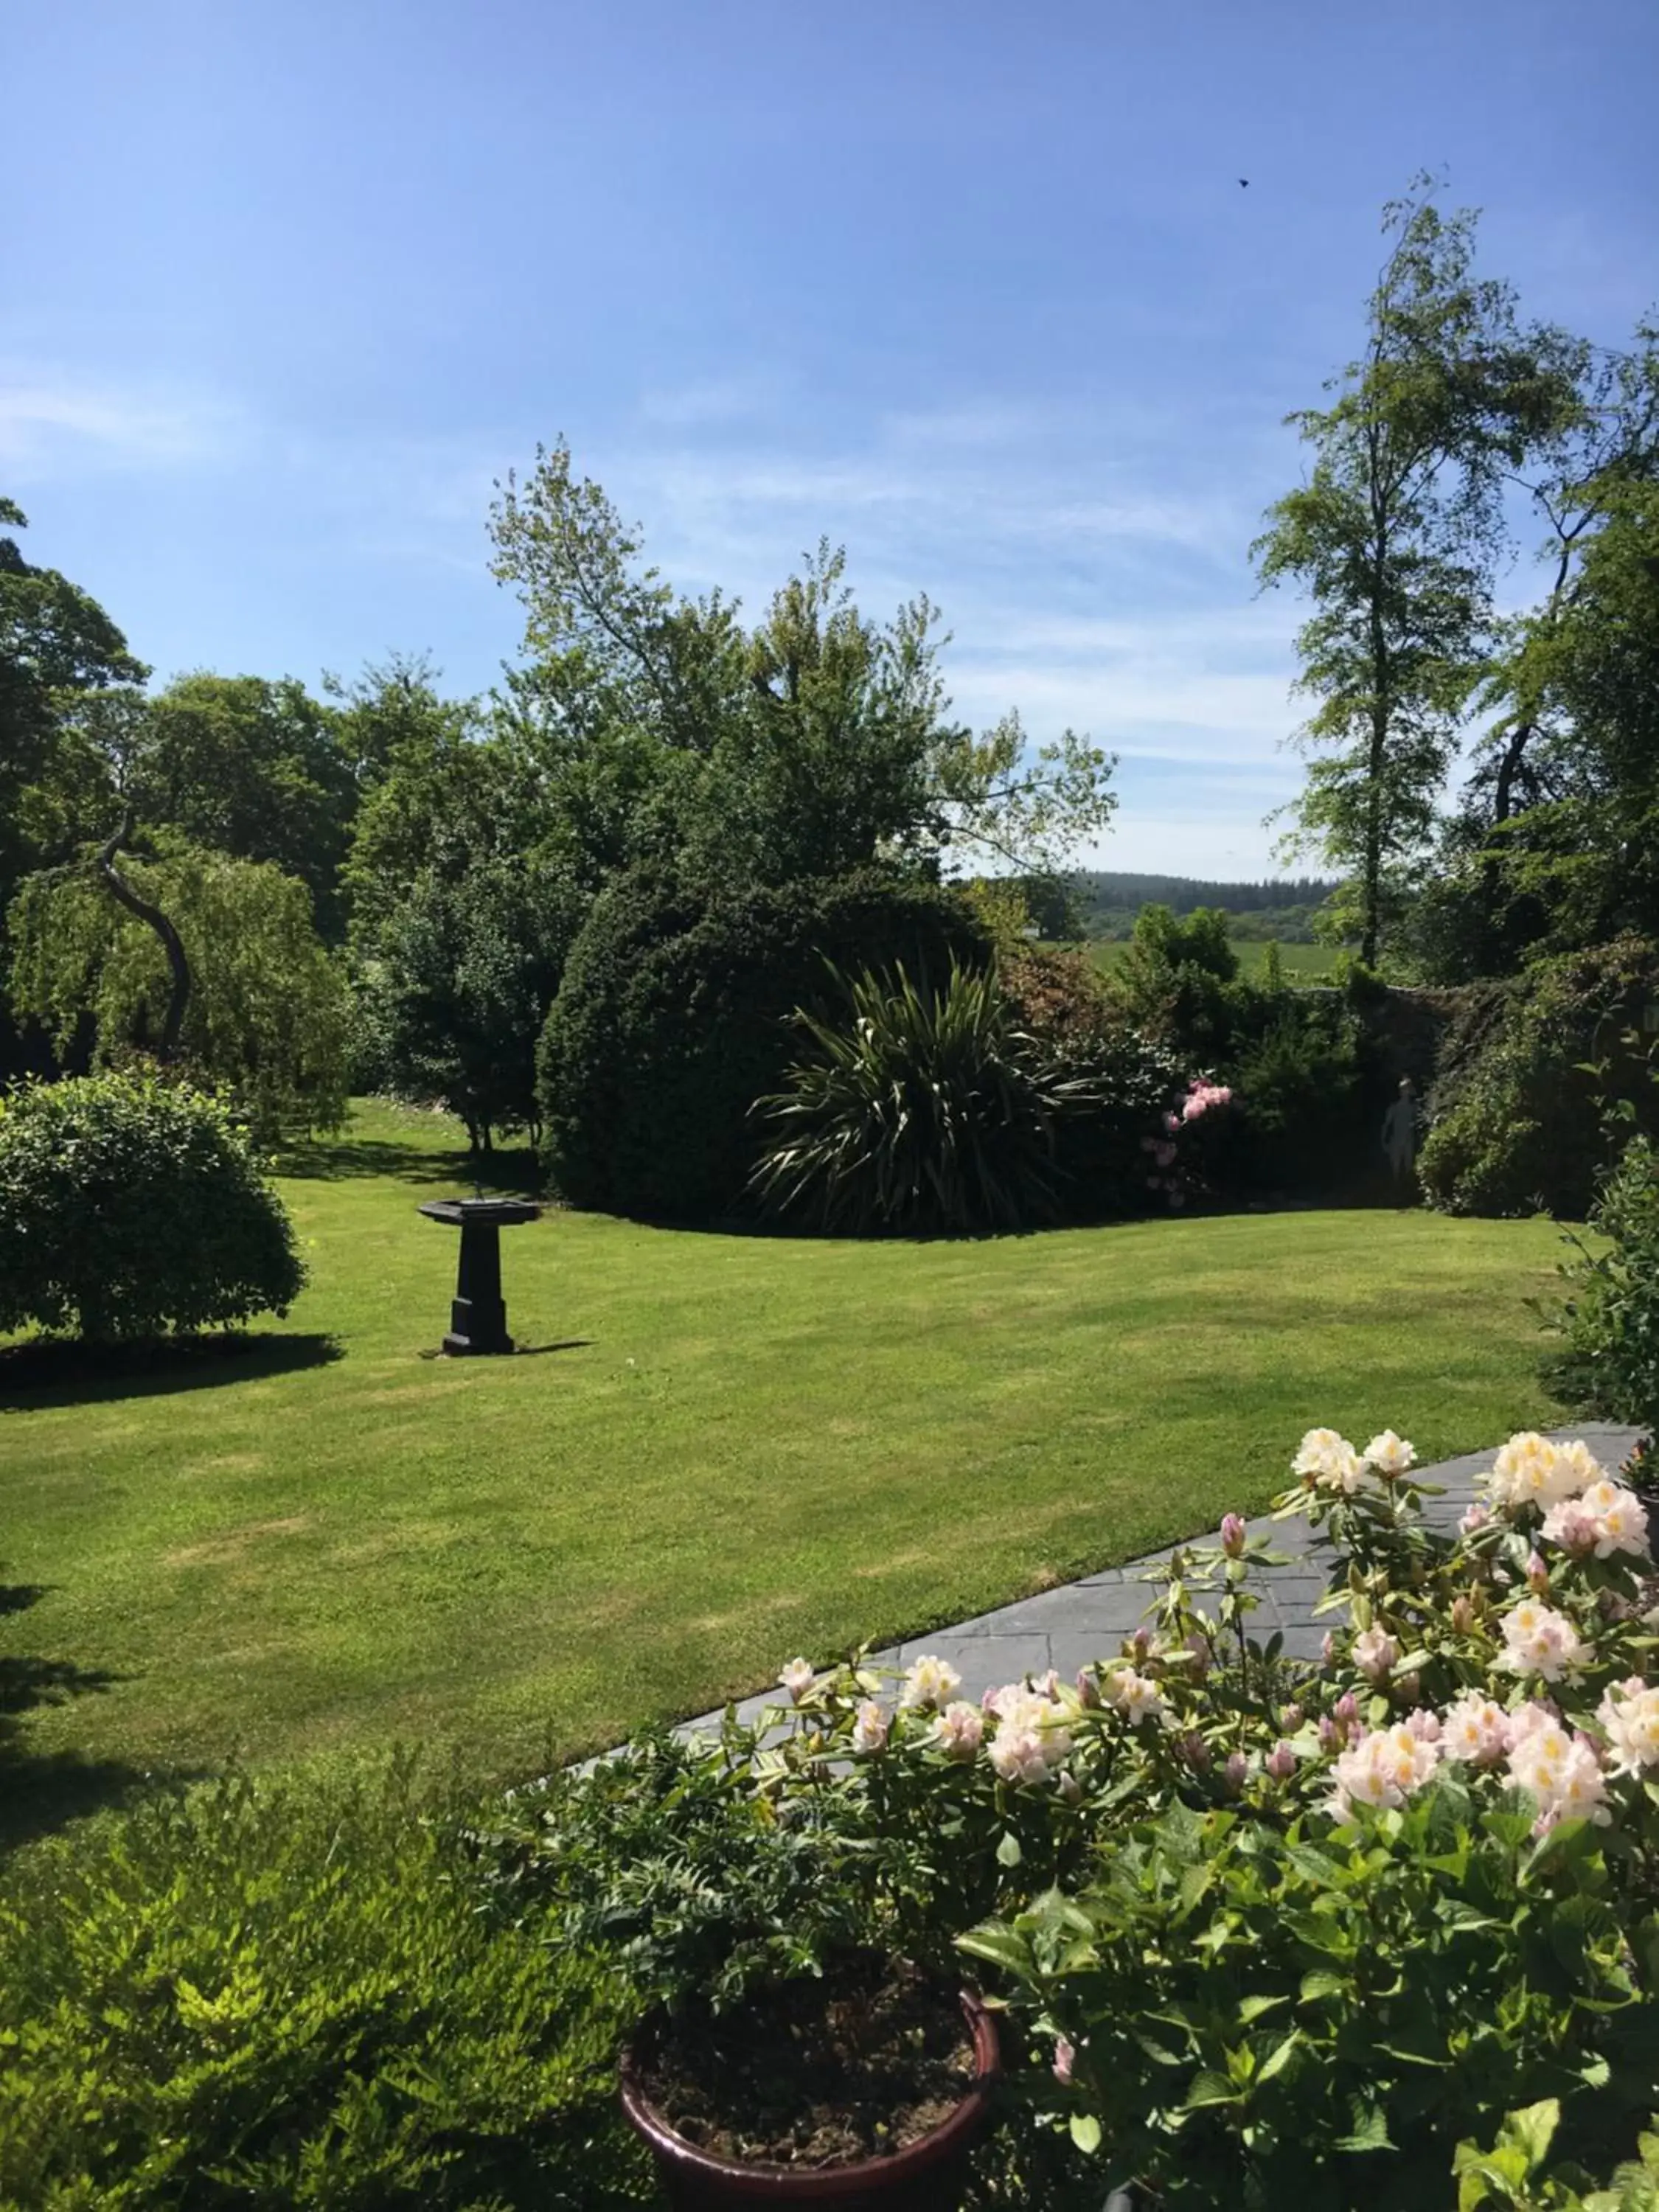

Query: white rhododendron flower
[[985, 1686, 1073, 1784], [1352, 1625, 1399, 1681], [1506, 1706, 1610, 1832], [1459, 1502, 1492, 1537], [1539, 1496, 1602, 1556], [1439, 1694, 1512, 1767], [1363, 1430, 1416, 1479], [1577, 1478, 1649, 1559], [777, 1657, 815, 1703], [1598, 1678, 1659, 1777], [1484, 1433, 1599, 1513], [851, 1699, 889, 1753], [1329, 1723, 1440, 1816], [931, 1700, 985, 1759], [1293, 1428, 1366, 1490], [1104, 1668, 1166, 1727], [1496, 1601, 1590, 1683], [900, 1653, 963, 1710]]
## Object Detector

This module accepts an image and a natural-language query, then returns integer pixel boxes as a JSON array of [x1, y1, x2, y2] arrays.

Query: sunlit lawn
[[1082, 937, 1341, 979], [0, 1100, 1568, 1822]]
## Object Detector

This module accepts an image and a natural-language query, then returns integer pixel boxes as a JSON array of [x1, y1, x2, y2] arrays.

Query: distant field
[[1077, 938, 1342, 981]]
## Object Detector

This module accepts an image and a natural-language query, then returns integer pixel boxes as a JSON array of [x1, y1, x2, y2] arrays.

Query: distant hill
[[1068, 869, 1343, 943]]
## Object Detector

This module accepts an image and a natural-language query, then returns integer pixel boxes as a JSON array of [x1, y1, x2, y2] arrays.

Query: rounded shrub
[[1419, 936, 1659, 1218], [536, 866, 992, 1222], [0, 1071, 305, 1340]]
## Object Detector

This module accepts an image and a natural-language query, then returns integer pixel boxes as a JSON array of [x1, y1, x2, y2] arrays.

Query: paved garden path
[[684, 1424, 1644, 1733]]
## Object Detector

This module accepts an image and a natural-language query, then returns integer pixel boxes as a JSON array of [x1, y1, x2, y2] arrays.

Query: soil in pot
[[634, 1954, 978, 2169]]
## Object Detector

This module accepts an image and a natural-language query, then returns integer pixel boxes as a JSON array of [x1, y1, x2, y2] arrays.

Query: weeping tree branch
[[96, 813, 190, 1061]]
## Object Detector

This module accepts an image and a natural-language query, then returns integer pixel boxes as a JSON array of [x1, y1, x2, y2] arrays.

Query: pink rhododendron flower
[[1222, 1749, 1248, 1795], [1458, 1502, 1492, 1538], [1352, 1625, 1399, 1681], [1440, 1694, 1511, 1767], [931, 1700, 985, 1760], [1329, 1722, 1440, 1817], [1220, 1513, 1247, 1558], [1404, 1708, 1441, 1745], [900, 1654, 963, 1711], [1053, 2036, 1076, 2085], [1497, 1601, 1590, 1683], [1506, 1708, 1610, 1832], [1266, 1740, 1296, 1780], [851, 1700, 889, 1753], [777, 1657, 815, 1703]]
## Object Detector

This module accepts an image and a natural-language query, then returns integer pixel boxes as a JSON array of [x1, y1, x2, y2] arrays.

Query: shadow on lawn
[[276, 1135, 544, 1196], [0, 1585, 164, 1854], [0, 1330, 343, 1412]]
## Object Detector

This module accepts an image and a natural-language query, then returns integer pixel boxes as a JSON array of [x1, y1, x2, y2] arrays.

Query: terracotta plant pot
[[619, 1985, 1001, 2211]]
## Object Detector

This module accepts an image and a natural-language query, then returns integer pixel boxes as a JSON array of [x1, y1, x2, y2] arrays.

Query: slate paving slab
[[678, 1423, 1644, 1736]]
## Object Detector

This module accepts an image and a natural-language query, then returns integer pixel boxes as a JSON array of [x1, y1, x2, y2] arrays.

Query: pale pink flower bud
[[931, 1701, 984, 1760], [1075, 1668, 1102, 1709], [1185, 1630, 1211, 1679], [1396, 1673, 1422, 1706], [1057, 1769, 1083, 1804], [1220, 1513, 1247, 1559], [1318, 1714, 1340, 1753], [1281, 1703, 1304, 1731], [1451, 1595, 1475, 1635], [1053, 2035, 1076, 2085], [1321, 1631, 1337, 1669], [1183, 1731, 1211, 1772], [1458, 1503, 1492, 1538], [1130, 1627, 1155, 1660], [1223, 1749, 1248, 1795], [1526, 1551, 1551, 1596], [1335, 1692, 1360, 1727], [1266, 1740, 1296, 1781], [1352, 1626, 1399, 1683]]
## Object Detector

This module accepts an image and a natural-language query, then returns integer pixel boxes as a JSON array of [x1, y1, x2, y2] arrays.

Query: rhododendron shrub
[[725, 1426, 1659, 2205]]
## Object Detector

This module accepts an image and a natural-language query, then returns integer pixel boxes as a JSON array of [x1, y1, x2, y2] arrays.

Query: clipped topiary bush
[[1419, 936, 1659, 1218], [536, 866, 992, 1222], [0, 1071, 304, 1340]]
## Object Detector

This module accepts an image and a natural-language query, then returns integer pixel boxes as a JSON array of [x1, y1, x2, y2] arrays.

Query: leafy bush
[[1229, 998, 1367, 1195], [536, 864, 990, 1222], [1545, 1133, 1659, 1434], [0, 1763, 650, 2209], [749, 961, 1105, 1237], [0, 1072, 304, 1340], [1107, 902, 1241, 1057], [1420, 938, 1659, 1217]]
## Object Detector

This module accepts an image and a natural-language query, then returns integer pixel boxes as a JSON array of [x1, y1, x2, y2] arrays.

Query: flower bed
[[593, 1424, 1659, 2207]]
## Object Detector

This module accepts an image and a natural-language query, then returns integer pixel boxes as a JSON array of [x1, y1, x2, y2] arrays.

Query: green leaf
[[1256, 2029, 1301, 2085], [1237, 1993, 1289, 2026], [1183, 2071, 1245, 2110], [1298, 1969, 1349, 2004], [1069, 2112, 1103, 2154], [995, 1829, 1023, 1868]]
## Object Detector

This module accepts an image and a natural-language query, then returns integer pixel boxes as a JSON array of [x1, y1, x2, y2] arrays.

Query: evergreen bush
[[0, 1071, 304, 1340], [536, 866, 991, 1222]]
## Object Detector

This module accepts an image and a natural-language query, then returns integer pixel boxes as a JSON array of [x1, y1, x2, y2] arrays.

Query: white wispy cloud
[[0, 369, 245, 477]]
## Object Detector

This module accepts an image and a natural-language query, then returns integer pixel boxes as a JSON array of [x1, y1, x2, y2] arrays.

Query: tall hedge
[[1419, 936, 1659, 1218], [536, 867, 992, 1222]]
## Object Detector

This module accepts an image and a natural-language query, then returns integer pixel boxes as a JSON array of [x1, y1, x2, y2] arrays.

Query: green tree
[[489, 441, 1116, 884], [359, 855, 585, 1150], [8, 844, 350, 1139], [1254, 181, 1573, 965]]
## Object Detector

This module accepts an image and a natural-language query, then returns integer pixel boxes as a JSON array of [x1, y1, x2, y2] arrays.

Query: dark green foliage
[[0, 1764, 649, 2210], [0, 1073, 303, 1340], [360, 857, 586, 1150], [537, 866, 992, 1222], [1229, 1002, 1367, 1196], [751, 961, 1099, 1237], [1544, 1133, 1659, 1435], [1419, 938, 1659, 1217], [1108, 905, 1241, 1057]]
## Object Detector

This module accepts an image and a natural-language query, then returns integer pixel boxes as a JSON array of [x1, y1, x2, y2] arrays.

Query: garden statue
[[1381, 1076, 1419, 1185]]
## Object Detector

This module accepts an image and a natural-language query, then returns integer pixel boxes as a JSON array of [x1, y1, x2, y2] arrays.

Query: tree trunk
[[97, 815, 191, 1061]]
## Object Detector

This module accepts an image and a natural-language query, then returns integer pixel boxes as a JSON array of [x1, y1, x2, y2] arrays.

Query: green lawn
[[1081, 937, 1341, 980], [0, 1101, 1568, 1823]]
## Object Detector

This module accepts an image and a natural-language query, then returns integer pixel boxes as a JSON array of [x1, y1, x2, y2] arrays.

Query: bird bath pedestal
[[417, 1197, 541, 1355]]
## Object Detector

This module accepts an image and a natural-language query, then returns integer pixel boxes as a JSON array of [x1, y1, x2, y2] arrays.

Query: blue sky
[[4, 1, 1655, 877]]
